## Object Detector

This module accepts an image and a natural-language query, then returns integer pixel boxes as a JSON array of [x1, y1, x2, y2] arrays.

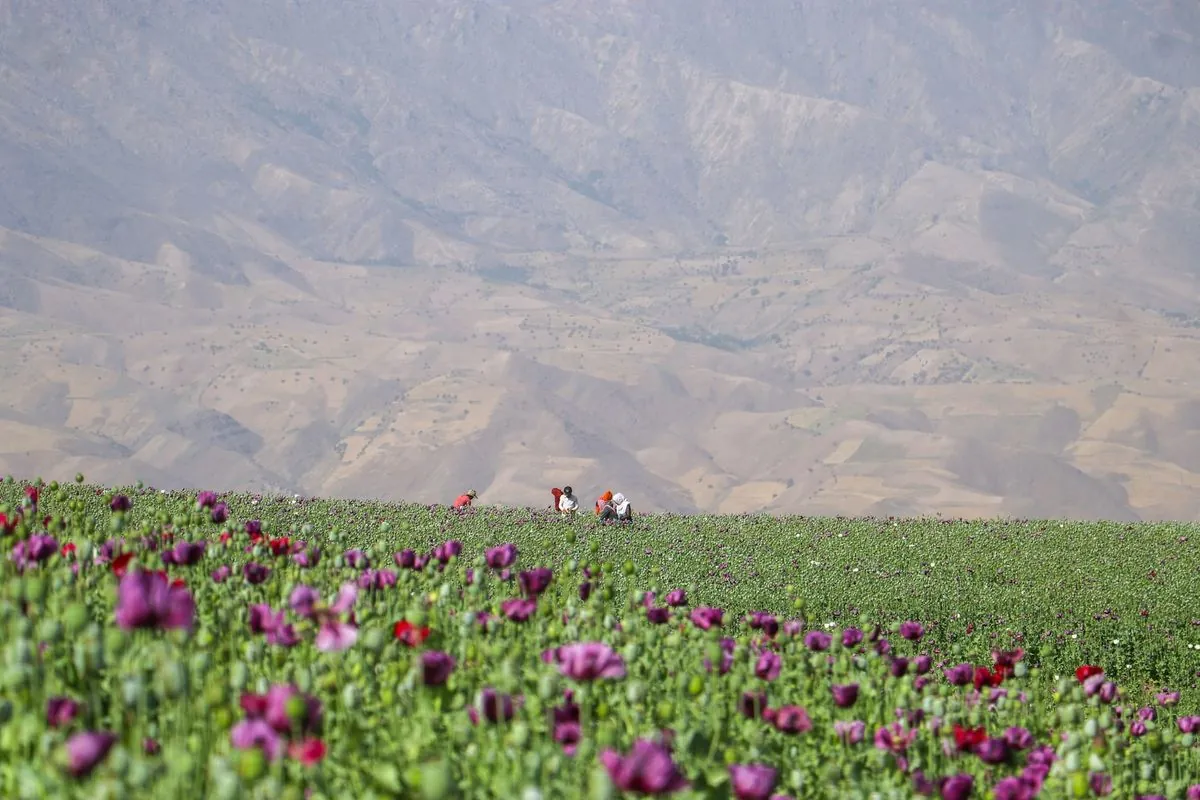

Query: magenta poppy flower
[[518, 568, 553, 596], [1131, 720, 1147, 737], [1178, 716, 1200, 734], [874, 722, 917, 754], [109, 494, 132, 512], [434, 539, 463, 563], [160, 540, 206, 566], [738, 691, 767, 719], [1003, 726, 1034, 751], [248, 603, 278, 634], [913, 655, 932, 674], [889, 657, 909, 678], [501, 597, 537, 622], [833, 719, 865, 745], [231, 719, 283, 761], [114, 569, 195, 631], [1098, 681, 1117, 704], [754, 651, 782, 682], [730, 764, 777, 800], [555, 720, 582, 755], [11, 534, 57, 572], [831, 683, 859, 708], [314, 584, 358, 652], [468, 688, 517, 725], [554, 642, 627, 681], [974, 737, 1010, 765], [944, 663, 973, 686], [211, 502, 229, 524], [769, 705, 812, 734], [421, 651, 456, 686], [1089, 773, 1113, 797], [47, 697, 81, 728], [196, 491, 218, 508], [782, 620, 803, 636], [690, 607, 724, 630], [341, 549, 369, 569], [64, 731, 117, 777], [748, 612, 779, 637], [899, 621, 924, 641], [647, 606, 669, 624], [803, 630, 832, 651], [485, 543, 518, 569], [1157, 691, 1180, 707], [703, 638, 736, 675], [242, 562, 270, 584], [244, 519, 262, 537], [600, 738, 690, 795], [394, 549, 417, 569], [1137, 706, 1156, 721], [841, 627, 864, 647], [941, 774, 974, 800], [293, 547, 320, 568], [1186, 786, 1200, 800], [289, 586, 320, 618], [142, 737, 160, 755], [211, 565, 231, 583], [665, 589, 687, 606], [358, 569, 397, 590]]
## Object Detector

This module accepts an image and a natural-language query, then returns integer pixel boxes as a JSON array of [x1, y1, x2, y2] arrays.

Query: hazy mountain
[[1, 0, 1199, 520]]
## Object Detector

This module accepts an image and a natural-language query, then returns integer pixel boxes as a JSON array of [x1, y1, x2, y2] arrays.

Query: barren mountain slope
[[0, 0, 1198, 519]]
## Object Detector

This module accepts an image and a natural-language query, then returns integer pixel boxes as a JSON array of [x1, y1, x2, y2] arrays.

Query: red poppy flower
[[288, 738, 327, 765], [973, 666, 1004, 690], [218, 530, 232, 544], [268, 537, 291, 557], [24, 486, 39, 506], [60, 542, 77, 559], [953, 724, 987, 752], [393, 620, 431, 647], [110, 552, 134, 578], [1075, 665, 1103, 682]]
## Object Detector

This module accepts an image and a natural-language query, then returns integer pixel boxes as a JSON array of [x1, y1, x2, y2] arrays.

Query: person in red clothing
[[595, 490, 614, 517], [452, 489, 477, 509]]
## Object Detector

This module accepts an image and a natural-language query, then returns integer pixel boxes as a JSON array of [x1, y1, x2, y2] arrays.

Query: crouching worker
[[595, 490, 614, 519], [557, 486, 579, 517], [612, 492, 633, 522], [453, 489, 477, 509]]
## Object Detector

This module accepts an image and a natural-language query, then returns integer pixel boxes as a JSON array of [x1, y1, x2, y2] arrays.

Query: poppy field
[[2, 477, 1200, 799]]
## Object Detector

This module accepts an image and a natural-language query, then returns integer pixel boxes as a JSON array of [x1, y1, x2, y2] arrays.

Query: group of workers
[[451, 486, 633, 522]]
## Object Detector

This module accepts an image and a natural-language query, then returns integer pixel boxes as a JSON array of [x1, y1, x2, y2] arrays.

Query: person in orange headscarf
[[595, 490, 614, 518]]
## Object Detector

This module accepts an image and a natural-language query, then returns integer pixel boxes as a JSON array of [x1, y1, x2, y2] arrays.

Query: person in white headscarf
[[611, 492, 633, 522]]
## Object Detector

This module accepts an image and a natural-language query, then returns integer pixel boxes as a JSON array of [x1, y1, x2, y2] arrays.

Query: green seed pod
[[237, 748, 267, 782], [588, 765, 615, 800], [164, 660, 189, 699], [419, 760, 452, 800], [688, 675, 704, 696], [229, 662, 249, 692], [122, 675, 145, 709], [341, 683, 359, 710]]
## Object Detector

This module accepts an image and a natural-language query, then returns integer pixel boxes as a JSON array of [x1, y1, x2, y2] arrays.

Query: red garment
[[551, 488, 563, 504], [452, 494, 473, 509]]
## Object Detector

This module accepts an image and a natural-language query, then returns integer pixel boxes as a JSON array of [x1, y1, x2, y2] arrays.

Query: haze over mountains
[[1, 0, 1199, 520]]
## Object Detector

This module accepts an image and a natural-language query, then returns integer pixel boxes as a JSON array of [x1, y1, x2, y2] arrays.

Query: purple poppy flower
[[911, 770, 943, 796], [485, 543, 518, 569], [518, 568, 553, 597], [730, 764, 777, 800], [975, 737, 1010, 765], [874, 638, 891, 655], [421, 651, 456, 686], [64, 731, 117, 778], [142, 737, 160, 755], [941, 774, 974, 800], [1137, 705, 1156, 721], [991, 776, 1029, 800], [434, 539, 463, 563], [890, 657, 909, 678], [646, 606, 670, 624], [394, 549, 416, 569], [914, 655, 932, 674], [1021, 764, 1050, 794], [1131, 720, 1147, 737], [289, 586, 320, 618], [196, 491, 218, 509], [115, 569, 195, 631], [211, 502, 229, 524], [242, 562, 270, 584], [266, 622, 299, 648], [769, 705, 812, 734], [831, 683, 859, 708], [244, 519, 262, 537], [211, 565, 231, 583], [664, 589, 687, 606], [599, 738, 690, 795], [1178, 716, 1200, 734], [944, 663, 973, 686], [1003, 727, 1034, 751], [899, 621, 924, 641], [107, 493, 132, 512], [342, 549, 369, 569], [738, 691, 768, 719], [782, 619, 803, 636], [358, 569, 397, 590], [755, 651, 782, 682], [748, 612, 779, 637], [248, 603, 277, 633], [874, 723, 917, 754], [833, 719, 865, 744], [1187, 786, 1200, 800], [554, 720, 582, 755], [554, 642, 627, 681], [1157, 691, 1180, 707], [160, 540, 206, 567], [576, 581, 593, 601], [1089, 773, 1113, 797], [501, 597, 537, 622], [11, 534, 58, 571], [47, 697, 81, 728], [1027, 745, 1057, 768], [1098, 681, 1117, 704], [468, 688, 517, 725], [841, 627, 864, 647], [803, 630, 832, 651], [231, 719, 283, 761], [315, 584, 358, 652], [293, 546, 320, 568], [690, 607, 724, 630]]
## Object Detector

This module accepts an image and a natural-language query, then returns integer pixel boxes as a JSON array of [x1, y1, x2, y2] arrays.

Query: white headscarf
[[612, 493, 629, 513]]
